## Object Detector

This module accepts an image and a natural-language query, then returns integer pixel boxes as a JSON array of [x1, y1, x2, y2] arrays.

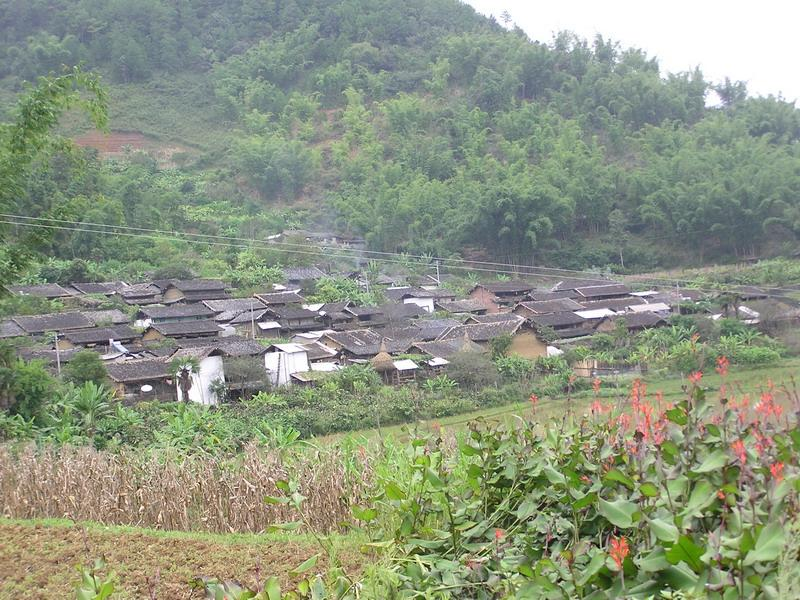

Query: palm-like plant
[[66, 381, 113, 437], [170, 356, 200, 403]]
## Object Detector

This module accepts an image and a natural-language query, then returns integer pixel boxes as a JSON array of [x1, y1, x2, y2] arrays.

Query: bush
[[445, 352, 500, 390], [729, 346, 782, 365], [63, 350, 109, 387]]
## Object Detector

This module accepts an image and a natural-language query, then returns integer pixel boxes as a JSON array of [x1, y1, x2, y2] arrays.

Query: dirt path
[[0, 520, 361, 599]]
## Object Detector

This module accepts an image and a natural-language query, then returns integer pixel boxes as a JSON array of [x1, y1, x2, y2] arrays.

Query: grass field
[[0, 518, 362, 599]]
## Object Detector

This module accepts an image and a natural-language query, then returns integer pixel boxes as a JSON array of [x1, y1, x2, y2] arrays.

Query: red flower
[[609, 536, 630, 569], [688, 371, 703, 385], [592, 378, 601, 393], [494, 528, 505, 542], [731, 439, 747, 465], [717, 489, 726, 500], [770, 462, 784, 483], [715, 356, 730, 377]]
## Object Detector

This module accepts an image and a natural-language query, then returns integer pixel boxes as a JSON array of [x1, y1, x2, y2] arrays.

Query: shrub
[[63, 350, 109, 387], [445, 352, 500, 390], [729, 346, 782, 365]]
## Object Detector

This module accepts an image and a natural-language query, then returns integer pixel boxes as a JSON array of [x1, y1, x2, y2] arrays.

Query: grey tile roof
[[435, 299, 487, 313], [437, 319, 524, 342], [514, 299, 584, 314], [150, 320, 221, 337], [81, 310, 131, 326], [475, 281, 534, 294], [412, 338, 485, 358], [12, 312, 95, 334], [0, 320, 25, 338], [467, 314, 526, 324], [578, 297, 646, 311], [255, 291, 305, 305], [528, 312, 586, 328], [63, 325, 138, 345], [551, 278, 613, 292], [202, 298, 266, 313], [528, 290, 580, 301], [106, 358, 171, 383], [5, 283, 75, 298], [169, 279, 227, 292], [69, 281, 128, 295], [575, 284, 631, 299], [140, 304, 215, 319], [283, 266, 327, 281]]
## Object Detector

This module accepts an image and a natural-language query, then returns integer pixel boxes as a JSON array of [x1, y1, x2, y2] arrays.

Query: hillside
[[1, 0, 799, 280]]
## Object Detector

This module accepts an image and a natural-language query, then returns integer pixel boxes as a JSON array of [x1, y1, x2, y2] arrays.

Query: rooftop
[[5, 283, 75, 298], [106, 358, 171, 383], [12, 312, 95, 334], [140, 304, 215, 319], [149, 320, 221, 337]]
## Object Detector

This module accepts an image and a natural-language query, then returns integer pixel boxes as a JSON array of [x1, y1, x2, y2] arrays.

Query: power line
[[2, 212, 797, 293], [2, 215, 799, 296]]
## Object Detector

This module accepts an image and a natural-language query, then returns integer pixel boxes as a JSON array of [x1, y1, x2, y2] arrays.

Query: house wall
[[176, 355, 225, 405], [404, 297, 435, 313], [468, 287, 500, 314], [57, 339, 76, 351], [265, 350, 310, 386], [508, 331, 548, 360]]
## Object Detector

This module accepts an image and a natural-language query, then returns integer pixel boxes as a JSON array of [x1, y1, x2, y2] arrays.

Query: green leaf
[[264, 576, 281, 600], [352, 505, 378, 522], [424, 468, 444, 489], [665, 406, 687, 425], [576, 553, 606, 586], [264, 495, 288, 505], [268, 521, 302, 532], [598, 497, 638, 529], [743, 522, 785, 566], [665, 535, 705, 573], [681, 480, 716, 518], [603, 468, 635, 490], [290, 554, 320, 576], [572, 492, 597, 511], [385, 481, 406, 501], [638, 547, 670, 573], [544, 465, 566, 485], [649, 517, 680, 543], [693, 450, 728, 474], [459, 442, 480, 456], [639, 482, 659, 498]]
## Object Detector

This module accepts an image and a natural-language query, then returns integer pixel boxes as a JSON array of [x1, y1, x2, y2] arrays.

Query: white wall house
[[403, 296, 435, 314], [264, 343, 310, 386], [175, 355, 225, 405]]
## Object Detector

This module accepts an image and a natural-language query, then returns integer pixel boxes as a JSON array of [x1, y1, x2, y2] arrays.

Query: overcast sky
[[464, 0, 799, 103]]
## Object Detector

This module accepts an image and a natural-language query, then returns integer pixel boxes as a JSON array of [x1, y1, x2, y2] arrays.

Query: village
[[1, 265, 792, 405]]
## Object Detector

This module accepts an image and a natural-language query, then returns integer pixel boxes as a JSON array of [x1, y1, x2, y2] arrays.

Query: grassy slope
[[0, 518, 362, 598]]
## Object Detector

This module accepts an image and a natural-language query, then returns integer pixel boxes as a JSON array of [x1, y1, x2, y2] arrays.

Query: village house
[[574, 283, 632, 301], [4, 283, 76, 299], [370, 344, 419, 385], [267, 306, 320, 333], [595, 312, 667, 334], [202, 298, 267, 323], [106, 358, 174, 402], [283, 266, 327, 287], [69, 281, 129, 296], [228, 308, 281, 338], [316, 301, 355, 329], [318, 329, 414, 361], [527, 311, 590, 338], [384, 286, 457, 313], [254, 291, 305, 307], [436, 316, 549, 359], [158, 279, 230, 303], [434, 299, 488, 315], [551, 278, 613, 292], [118, 283, 162, 305], [527, 289, 581, 301], [82, 309, 131, 326], [264, 343, 311, 386], [468, 281, 535, 313], [137, 303, 215, 326], [576, 296, 647, 312], [411, 336, 486, 360], [142, 320, 222, 342], [169, 347, 226, 405], [57, 325, 138, 350], [11, 311, 95, 336], [512, 298, 584, 318]]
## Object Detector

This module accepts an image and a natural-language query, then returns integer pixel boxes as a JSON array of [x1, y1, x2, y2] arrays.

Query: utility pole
[[250, 298, 256, 339], [435, 260, 441, 286], [52, 332, 61, 376], [675, 280, 681, 316]]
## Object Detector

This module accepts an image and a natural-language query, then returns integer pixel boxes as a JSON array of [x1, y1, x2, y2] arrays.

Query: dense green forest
[[1, 0, 799, 281]]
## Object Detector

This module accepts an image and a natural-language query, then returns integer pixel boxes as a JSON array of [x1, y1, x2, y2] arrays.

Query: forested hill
[[1, 0, 800, 275]]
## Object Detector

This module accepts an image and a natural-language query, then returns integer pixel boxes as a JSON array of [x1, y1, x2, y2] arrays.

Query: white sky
[[464, 0, 799, 102]]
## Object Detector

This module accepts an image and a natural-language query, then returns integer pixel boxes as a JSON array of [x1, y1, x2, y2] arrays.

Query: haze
[[465, 0, 799, 102]]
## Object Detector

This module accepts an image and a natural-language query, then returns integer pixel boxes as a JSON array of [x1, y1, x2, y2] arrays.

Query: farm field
[[321, 357, 800, 442], [0, 519, 363, 599]]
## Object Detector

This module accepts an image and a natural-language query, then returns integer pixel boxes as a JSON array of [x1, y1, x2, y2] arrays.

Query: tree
[[0, 67, 107, 285], [63, 350, 108, 386], [170, 357, 200, 403]]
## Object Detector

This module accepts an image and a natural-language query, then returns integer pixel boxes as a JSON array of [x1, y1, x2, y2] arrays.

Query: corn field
[[0, 443, 371, 533]]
